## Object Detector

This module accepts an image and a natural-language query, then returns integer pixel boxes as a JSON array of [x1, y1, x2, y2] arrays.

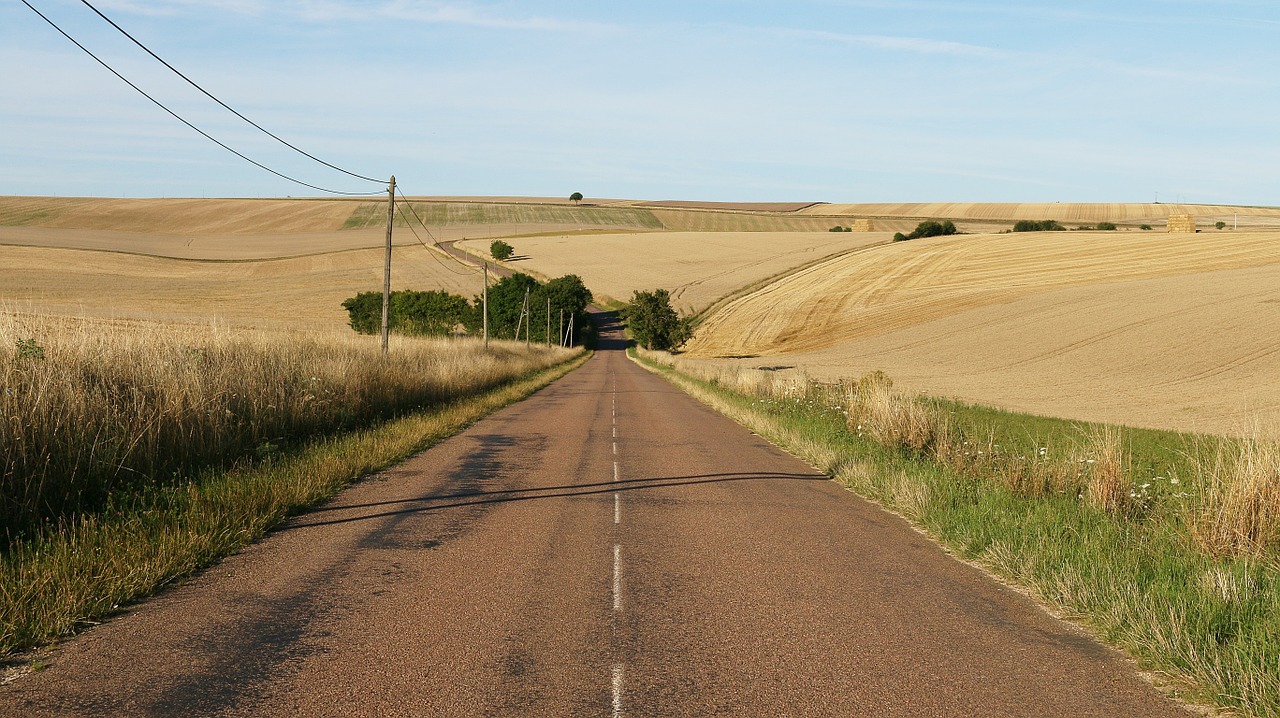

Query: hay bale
[[851, 218, 875, 232], [1167, 214, 1197, 233]]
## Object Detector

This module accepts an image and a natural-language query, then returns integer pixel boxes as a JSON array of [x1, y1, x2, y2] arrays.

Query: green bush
[[894, 220, 958, 242], [342, 290, 473, 336], [490, 240, 514, 260], [1216, 221, 1227, 230], [1012, 219, 1066, 232], [1097, 221, 1118, 231], [1140, 224, 1153, 230], [463, 272, 593, 345]]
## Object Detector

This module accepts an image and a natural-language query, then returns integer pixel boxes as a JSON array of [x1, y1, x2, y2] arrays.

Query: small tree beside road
[[490, 240, 514, 260], [570, 192, 584, 205], [623, 289, 693, 351]]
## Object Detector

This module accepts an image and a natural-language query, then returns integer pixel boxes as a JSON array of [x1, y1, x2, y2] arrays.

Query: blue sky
[[2, 0, 1278, 203]]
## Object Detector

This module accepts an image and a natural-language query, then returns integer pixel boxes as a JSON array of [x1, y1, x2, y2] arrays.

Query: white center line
[[612, 544, 622, 612], [611, 663, 624, 718], [612, 441, 617, 455], [614, 493, 621, 524], [613, 461, 619, 482]]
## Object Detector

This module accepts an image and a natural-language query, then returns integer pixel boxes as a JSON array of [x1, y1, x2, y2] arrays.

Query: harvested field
[[0, 244, 479, 331], [637, 200, 822, 212], [801, 202, 1280, 228], [685, 230, 1280, 435], [343, 200, 663, 231], [648, 208, 865, 233], [455, 231, 889, 311], [0, 197, 363, 234]]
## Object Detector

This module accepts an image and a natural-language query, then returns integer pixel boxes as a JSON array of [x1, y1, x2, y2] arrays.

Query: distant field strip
[[686, 230, 1280, 358], [0, 197, 362, 234], [801, 202, 1280, 224], [343, 201, 664, 230]]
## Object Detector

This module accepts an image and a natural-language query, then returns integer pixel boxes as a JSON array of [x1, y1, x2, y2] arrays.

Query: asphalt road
[[1, 313, 1192, 717]]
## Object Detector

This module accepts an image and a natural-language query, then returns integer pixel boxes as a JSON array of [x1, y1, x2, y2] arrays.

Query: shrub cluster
[[893, 220, 957, 242], [1012, 219, 1066, 232], [342, 273, 593, 345]]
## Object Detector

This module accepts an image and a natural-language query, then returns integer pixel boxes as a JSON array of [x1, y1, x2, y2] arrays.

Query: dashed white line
[[612, 544, 622, 612], [612, 441, 617, 455], [611, 663, 624, 718], [613, 462, 619, 482], [614, 493, 621, 524]]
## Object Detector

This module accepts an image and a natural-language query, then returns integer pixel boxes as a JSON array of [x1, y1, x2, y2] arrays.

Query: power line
[[395, 189, 481, 274], [393, 197, 475, 276], [75, 0, 383, 185], [19, 0, 384, 197]]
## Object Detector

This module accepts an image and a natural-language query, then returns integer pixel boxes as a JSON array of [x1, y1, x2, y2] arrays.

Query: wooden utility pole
[[559, 309, 564, 348], [381, 175, 396, 355], [482, 262, 489, 350], [546, 297, 551, 348], [523, 289, 531, 347]]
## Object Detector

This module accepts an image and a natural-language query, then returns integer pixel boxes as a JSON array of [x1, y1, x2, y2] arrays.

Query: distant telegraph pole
[[482, 262, 490, 350], [381, 175, 396, 355], [546, 297, 551, 348]]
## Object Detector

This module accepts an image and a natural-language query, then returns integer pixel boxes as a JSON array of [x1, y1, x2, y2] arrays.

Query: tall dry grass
[[1190, 432, 1280, 558], [1, 312, 576, 544]]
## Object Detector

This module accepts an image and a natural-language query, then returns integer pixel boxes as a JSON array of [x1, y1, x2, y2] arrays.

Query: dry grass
[[1083, 427, 1133, 515], [457, 231, 888, 311], [0, 311, 576, 543], [1190, 433, 1280, 558]]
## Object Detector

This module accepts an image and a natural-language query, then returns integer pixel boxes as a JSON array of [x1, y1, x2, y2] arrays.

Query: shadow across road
[[282, 471, 828, 531]]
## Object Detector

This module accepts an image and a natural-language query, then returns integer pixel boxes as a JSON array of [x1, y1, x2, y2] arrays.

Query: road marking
[[612, 544, 622, 612], [612, 426, 617, 438], [613, 461, 619, 482], [614, 493, 621, 524], [612, 663, 624, 718], [612, 441, 617, 455]]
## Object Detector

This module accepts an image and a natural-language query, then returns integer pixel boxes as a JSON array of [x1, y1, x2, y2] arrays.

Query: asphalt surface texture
[[1, 312, 1193, 717]]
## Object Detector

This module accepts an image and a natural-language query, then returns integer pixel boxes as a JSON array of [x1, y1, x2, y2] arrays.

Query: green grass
[[342, 201, 664, 230], [633, 351, 1280, 718], [0, 351, 588, 658]]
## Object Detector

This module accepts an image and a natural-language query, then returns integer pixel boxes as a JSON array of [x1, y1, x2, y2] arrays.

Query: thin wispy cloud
[[778, 28, 1007, 59]]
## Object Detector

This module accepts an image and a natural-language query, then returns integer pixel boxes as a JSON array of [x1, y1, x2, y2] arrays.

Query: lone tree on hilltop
[[570, 192, 584, 205]]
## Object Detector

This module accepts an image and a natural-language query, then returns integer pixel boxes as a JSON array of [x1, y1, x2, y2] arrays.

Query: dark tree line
[[342, 272, 593, 346]]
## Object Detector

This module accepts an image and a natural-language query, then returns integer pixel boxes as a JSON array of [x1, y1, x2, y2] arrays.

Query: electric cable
[[20, 0, 384, 197], [393, 199, 476, 276], [395, 189, 482, 273], [76, 0, 383, 185]]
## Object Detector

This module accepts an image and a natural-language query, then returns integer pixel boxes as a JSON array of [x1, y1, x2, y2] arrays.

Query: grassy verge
[[632, 349, 1279, 718], [0, 350, 588, 658]]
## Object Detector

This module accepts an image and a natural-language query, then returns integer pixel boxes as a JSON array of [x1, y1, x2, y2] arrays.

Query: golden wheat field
[[455, 231, 891, 311], [800, 201, 1280, 227], [685, 230, 1280, 435], [0, 243, 481, 331]]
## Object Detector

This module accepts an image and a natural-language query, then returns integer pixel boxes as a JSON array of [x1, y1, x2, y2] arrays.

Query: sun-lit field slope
[[455, 231, 890, 311], [0, 196, 365, 234], [686, 230, 1280, 435], [0, 244, 479, 331], [342, 200, 664, 231], [801, 202, 1280, 227]]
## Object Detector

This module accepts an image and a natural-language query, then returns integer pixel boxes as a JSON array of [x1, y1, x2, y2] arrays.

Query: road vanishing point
[[2, 313, 1192, 717]]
